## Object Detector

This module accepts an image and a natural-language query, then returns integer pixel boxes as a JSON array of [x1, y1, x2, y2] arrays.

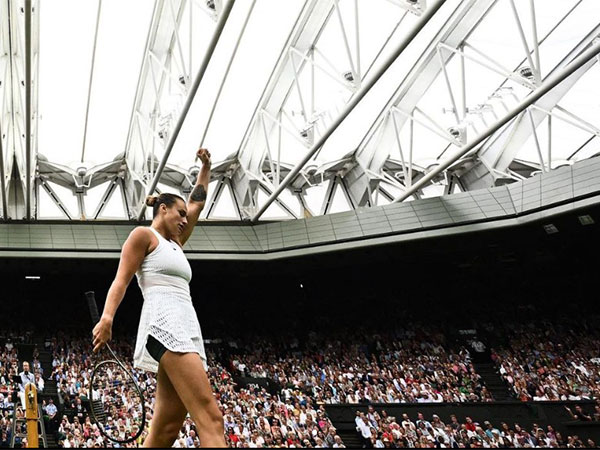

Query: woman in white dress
[[92, 148, 225, 447]]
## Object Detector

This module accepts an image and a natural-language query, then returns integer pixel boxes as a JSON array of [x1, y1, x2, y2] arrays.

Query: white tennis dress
[[133, 227, 207, 373]]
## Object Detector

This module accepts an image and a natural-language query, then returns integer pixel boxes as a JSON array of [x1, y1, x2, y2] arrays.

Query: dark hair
[[145, 193, 185, 218]]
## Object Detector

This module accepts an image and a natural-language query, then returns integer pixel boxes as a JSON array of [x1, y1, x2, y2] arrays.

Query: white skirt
[[134, 286, 207, 373]]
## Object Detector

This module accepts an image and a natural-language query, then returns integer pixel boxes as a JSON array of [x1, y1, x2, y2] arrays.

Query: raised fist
[[197, 148, 211, 166]]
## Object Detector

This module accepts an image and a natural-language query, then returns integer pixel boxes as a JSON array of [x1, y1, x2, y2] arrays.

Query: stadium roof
[[0, 0, 599, 222]]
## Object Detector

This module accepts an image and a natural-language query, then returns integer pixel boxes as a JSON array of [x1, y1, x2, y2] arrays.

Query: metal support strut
[[137, 0, 236, 221], [251, 0, 447, 222], [393, 41, 600, 203]]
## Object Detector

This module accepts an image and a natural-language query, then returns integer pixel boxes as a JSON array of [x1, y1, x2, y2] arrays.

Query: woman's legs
[[142, 362, 187, 448], [160, 351, 225, 447]]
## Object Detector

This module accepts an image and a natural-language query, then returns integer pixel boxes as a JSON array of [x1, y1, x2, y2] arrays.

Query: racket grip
[[85, 291, 101, 324]]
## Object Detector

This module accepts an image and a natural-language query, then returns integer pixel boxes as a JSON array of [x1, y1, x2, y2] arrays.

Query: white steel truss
[[0, 0, 39, 220], [125, 0, 226, 220], [0, 0, 598, 222], [227, 0, 428, 220], [7, 0, 226, 220], [348, 0, 600, 202]]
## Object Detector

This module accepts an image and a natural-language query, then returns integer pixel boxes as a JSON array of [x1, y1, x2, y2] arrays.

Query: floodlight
[[578, 215, 595, 226], [447, 127, 461, 139], [518, 66, 534, 80]]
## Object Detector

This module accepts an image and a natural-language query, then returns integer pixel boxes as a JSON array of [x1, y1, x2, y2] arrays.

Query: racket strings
[[91, 361, 145, 442]]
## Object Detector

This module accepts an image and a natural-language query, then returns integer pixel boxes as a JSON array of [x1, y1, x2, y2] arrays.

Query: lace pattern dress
[[133, 227, 207, 373]]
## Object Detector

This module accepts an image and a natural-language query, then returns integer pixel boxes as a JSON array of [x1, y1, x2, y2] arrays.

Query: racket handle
[[85, 291, 101, 324]]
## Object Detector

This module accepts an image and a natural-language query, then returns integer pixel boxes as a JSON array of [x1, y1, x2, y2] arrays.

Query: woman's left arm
[[179, 148, 211, 246]]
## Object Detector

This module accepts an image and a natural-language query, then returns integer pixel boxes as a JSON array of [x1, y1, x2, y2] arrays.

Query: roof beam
[[92, 177, 119, 219], [5, 0, 27, 219], [0, 118, 6, 218], [197, 0, 256, 149], [123, 0, 181, 165], [251, 0, 447, 222], [460, 24, 600, 189], [80, 0, 102, 164], [0, 1, 9, 218], [354, 0, 497, 166], [137, 0, 236, 221], [393, 41, 600, 203], [236, 0, 334, 164], [353, 0, 592, 195], [219, 0, 333, 219], [39, 178, 72, 220], [24, 0, 32, 219]]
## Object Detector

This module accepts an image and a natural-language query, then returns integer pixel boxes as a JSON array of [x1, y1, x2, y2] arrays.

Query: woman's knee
[[195, 402, 223, 431], [196, 389, 221, 412], [161, 421, 183, 442], [207, 403, 224, 427]]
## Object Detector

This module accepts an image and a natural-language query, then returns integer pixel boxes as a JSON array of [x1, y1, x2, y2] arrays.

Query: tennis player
[[92, 148, 225, 447]]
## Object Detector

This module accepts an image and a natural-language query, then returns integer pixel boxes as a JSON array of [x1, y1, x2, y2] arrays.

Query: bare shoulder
[[128, 226, 153, 240], [126, 226, 157, 253]]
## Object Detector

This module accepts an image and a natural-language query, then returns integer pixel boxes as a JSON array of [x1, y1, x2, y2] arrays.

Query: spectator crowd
[[45, 334, 344, 448], [353, 407, 599, 448], [490, 321, 600, 403], [1, 336, 19, 447], [1, 312, 600, 447], [226, 328, 492, 404]]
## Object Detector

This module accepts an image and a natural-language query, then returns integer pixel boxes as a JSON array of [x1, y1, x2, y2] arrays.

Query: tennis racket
[[85, 291, 146, 444]]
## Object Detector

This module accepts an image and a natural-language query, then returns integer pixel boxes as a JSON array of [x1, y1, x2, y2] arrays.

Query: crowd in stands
[[1, 338, 18, 447], [212, 360, 343, 448], [43, 333, 150, 447], [44, 334, 344, 448], [226, 328, 492, 404], [45, 320, 600, 447], [353, 407, 599, 448], [2, 305, 600, 447], [489, 321, 600, 404]]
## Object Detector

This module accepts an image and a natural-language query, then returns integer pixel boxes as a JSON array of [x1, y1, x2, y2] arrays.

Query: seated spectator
[[353, 411, 578, 449], [492, 320, 600, 402]]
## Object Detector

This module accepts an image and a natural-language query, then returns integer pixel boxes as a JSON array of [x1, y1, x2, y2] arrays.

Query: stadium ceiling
[[0, 0, 599, 222]]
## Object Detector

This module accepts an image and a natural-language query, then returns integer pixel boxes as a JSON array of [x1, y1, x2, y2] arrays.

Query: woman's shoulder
[[128, 226, 155, 240], [126, 227, 158, 252]]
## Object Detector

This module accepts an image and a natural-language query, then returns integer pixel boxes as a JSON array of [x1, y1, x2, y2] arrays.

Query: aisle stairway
[[32, 338, 59, 448], [473, 361, 513, 401], [336, 429, 363, 448]]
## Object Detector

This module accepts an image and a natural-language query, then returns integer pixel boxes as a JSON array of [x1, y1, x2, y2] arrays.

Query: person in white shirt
[[346, 392, 359, 403], [35, 373, 44, 392], [18, 361, 35, 407], [355, 412, 372, 446], [533, 389, 548, 401], [332, 434, 346, 448]]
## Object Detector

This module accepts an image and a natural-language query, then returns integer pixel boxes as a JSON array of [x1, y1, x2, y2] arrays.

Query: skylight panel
[[83, 0, 154, 165], [38, 0, 96, 165]]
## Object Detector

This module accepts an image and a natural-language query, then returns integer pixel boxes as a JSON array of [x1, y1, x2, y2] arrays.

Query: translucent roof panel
[[81, 1, 155, 165], [38, 0, 98, 166], [38, 0, 154, 167], [385, 0, 600, 170], [2, 0, 598, 222], [344, 0, 600, 189], [169, 0, 307, 168]]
